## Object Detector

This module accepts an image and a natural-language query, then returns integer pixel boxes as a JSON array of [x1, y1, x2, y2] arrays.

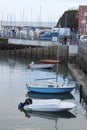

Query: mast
[[56, 23, 60, 82]]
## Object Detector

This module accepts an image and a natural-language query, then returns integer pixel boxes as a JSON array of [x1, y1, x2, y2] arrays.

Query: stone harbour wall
[[68, 63, 87, 103], [0, 46, 68, 62], [78, 44, 87, 74]]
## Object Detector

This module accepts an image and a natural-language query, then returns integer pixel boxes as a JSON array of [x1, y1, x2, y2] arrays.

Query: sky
[[0, 0, 87, 23]]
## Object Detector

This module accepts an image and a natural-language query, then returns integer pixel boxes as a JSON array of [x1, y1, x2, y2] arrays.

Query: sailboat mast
[[56, 24, 60, 82]]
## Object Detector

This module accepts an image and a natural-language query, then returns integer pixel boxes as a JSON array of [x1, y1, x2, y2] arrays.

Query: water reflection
[[1, 55, 87, 130], [26, 91, 74, 100], [19, 108, 76, 130], [20, 108, 76, 119]]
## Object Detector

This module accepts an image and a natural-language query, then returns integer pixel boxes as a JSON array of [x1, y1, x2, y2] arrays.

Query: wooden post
[[80, 84, 82, 103]]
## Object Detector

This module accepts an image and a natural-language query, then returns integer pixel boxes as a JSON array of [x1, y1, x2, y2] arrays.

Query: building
[[78, 5, 87, 35]]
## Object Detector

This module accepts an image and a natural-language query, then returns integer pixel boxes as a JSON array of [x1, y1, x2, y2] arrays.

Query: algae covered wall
[[78, 42, 87, 74], [0, 44, 68, 63]]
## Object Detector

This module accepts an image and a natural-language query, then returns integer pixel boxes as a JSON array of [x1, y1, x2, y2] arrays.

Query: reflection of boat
[[20, 108, 76, 120], [26, 91, 74, 100], [41, 59, 61, 64], [28, 61, 54, 69], [26, 81, 75, 94]]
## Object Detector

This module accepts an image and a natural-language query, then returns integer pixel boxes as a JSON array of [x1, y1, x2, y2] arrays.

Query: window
[[83, 12, 87, 16]]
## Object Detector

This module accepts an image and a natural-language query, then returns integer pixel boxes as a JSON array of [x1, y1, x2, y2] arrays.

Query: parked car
[[80, 35, 87, 42], [38, 32, 52, 41], [38, 32, 58, 41]]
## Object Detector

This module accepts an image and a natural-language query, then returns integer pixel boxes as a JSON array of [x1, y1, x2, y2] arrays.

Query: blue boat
[[27, 29, 75, 94], [26, 81, 75, 94]]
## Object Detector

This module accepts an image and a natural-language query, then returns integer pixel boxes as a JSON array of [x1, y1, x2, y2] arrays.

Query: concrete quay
[[68, 63, 87, 103]]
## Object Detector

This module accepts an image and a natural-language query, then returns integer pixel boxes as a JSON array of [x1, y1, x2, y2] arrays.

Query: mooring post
[[80, 84, 82, 103]]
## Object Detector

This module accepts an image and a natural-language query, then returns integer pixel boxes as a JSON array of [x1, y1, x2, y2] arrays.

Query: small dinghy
[[41, 59, 61, 64], [28, 61, 54, 69], [18, 98, 76, 112]]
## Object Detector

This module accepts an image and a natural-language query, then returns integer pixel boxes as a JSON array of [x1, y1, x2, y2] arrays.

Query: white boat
[[18, 99, 76, 130], [28, 61, 54, 69], [25, 99, 76, 112]]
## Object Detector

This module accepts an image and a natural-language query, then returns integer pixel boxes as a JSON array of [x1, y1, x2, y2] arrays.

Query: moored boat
[[41, 59, 61, 64], [18, 98, 76, 112], [26, 81, 75, 94], [28, 61, 54, 69]]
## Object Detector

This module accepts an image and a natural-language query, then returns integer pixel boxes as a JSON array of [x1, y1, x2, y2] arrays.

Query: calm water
[[0, 21, 56, 29], [0, 56, 87, 130]]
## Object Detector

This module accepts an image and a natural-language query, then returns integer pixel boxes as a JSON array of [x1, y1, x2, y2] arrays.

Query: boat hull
[[26, 99, 76, 112], [27, 86, 75, 94], [29, 64, 54, 69]]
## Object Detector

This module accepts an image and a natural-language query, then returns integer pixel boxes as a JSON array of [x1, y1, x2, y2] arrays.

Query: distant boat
[[26, 81, 75, 94], [23, 99, 76, 112], [28, 61, 54, 69], [41, 59, 61, 64]]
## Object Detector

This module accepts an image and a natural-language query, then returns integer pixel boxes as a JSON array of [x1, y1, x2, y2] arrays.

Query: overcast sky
[[0, 0, 87, 22]]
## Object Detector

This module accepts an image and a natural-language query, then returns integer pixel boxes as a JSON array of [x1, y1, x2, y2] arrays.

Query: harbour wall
[[68, 63, 87, 103], [68, 42, 87, 103], [0, 45, 68, 62], [0, 38, 69, 62], [78, 42, 87, 74]]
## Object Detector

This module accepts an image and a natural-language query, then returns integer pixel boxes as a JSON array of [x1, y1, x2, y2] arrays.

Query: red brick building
[[78, 5, 87, 35]]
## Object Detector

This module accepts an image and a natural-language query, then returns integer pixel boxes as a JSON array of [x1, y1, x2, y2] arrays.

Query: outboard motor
[[18, 98, 32, 110]]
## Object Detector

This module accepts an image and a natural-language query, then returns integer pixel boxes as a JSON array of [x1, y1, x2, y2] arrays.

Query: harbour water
[[0, 21, 56, 29], [0, 55, 87, 130]]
